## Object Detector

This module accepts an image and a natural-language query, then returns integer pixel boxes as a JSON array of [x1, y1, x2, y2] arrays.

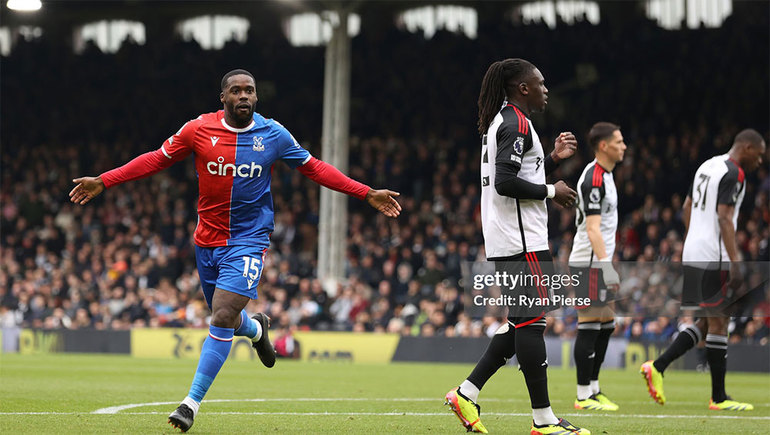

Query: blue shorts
[[195, 245, 267, 307]]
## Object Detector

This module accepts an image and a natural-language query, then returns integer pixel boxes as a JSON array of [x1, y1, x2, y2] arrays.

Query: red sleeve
[[297, 157, 371, 201], [100, 148, 175, 188], [100, 117, 201, 188]]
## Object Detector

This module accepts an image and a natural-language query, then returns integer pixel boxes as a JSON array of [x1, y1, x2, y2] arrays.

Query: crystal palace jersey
[[569, 160, 618, 264], [480, 103, 549, 258], [682, 154, 746, 264], [161, 111, 310, 248]]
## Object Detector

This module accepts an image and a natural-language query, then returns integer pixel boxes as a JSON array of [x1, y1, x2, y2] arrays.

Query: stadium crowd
[[1, 5, 768, 347]]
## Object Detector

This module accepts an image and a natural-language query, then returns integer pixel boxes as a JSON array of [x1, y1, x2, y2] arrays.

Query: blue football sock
[[233, 310, 259, 340], [187, 325, 234, 402]]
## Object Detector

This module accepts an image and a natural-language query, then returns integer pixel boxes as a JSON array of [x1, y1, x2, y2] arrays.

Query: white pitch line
[[91, 398, 444, 414], [91, 401, 178, 414], [1, 411, 769, 420], [90, 397, 769, 414], [0, 412, 77, 415]]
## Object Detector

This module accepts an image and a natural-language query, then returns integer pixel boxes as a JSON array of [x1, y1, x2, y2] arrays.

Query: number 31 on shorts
[[241, 256, 262, 289]]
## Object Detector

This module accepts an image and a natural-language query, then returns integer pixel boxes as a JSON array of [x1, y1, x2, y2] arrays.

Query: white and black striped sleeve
[[494, 110, 546, 199], [581, 165, 605, 216], [716, 161, 744, 206]]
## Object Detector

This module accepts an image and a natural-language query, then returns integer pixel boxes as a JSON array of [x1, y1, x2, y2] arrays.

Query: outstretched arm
[[69, 176, 106, 205], [70, 117, 201, 205], [364, 189, 402, 218], [297, 157, 401, 218], [69, 148, 174, 205]]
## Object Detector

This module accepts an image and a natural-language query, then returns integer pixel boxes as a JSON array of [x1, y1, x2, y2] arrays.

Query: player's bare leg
[[169, 289, 249, 432]]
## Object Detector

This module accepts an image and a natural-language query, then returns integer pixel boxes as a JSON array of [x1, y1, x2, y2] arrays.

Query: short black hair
[[221, 69, 255, 90], [588, 122, 620, 151], [734, 128, 764, 147]]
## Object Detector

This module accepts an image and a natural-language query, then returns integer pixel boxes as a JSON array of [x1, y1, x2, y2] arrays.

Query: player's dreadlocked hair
[[477, 58, 536, 137]]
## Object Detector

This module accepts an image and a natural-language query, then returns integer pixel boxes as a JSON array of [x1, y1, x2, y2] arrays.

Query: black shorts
[[681, 265, 728, 314], [489, 249, 554, 323], [571, 266, 612, 309]]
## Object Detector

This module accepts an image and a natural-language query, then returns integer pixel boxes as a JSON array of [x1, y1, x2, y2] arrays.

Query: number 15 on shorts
[[242, 256, 262, 289]]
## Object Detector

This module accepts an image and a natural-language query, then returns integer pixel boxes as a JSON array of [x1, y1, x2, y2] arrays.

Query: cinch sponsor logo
[[207, 156, 263, 178]]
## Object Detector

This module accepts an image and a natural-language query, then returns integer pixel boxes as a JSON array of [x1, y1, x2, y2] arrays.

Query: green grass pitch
[[1, 353, 768, 433]]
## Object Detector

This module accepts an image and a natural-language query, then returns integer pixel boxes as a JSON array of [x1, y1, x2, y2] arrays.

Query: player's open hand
[[366, 189, 401, 218], [552, 180, 577, 208], [69, 176, 105, 205], [552, 132, 578, 161]]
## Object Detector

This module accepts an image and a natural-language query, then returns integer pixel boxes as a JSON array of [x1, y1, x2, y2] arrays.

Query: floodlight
[[7, 0, 42, 12]]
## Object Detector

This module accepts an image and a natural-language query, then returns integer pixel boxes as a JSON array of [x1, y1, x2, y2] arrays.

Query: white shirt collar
[[221, 117, 255, 133]]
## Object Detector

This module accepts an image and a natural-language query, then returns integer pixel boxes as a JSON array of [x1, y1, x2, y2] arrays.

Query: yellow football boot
[[444, 387, 488, 433], [640, 360, 665, 405]]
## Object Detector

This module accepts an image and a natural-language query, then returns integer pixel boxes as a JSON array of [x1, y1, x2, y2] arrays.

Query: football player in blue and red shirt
[[70, 69, 401, 432]]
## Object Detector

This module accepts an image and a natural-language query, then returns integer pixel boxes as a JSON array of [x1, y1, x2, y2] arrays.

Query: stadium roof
[[0, 1, 641, 29]]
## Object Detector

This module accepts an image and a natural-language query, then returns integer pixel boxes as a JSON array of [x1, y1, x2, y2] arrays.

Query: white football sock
[[532, 406, 559, 426], [252, 317, 263, 342], [459, 380, 480, 403], [182, 396, 200, 417], [577, 384, 593, 400], [590, 380, 600, 395]]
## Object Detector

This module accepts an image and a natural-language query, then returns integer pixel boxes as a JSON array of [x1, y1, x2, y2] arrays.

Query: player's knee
[[513, 322, 547, 370], [494, 322, 512, 335], [210, 307, 240, 328], [707, 317, 728, 334]]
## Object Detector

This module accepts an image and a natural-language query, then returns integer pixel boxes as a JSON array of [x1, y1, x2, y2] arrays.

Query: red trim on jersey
[[517, 110, 527, 135], [514, 314, 544, 329], [297, 157, 371, 201], [520, 109, 529, 135], [507, 104, 529, 135], [512, 106, 522, 133], [100, 148, 175, 188], [592, 164, 605, 187], [728, 157, 745, 183]]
